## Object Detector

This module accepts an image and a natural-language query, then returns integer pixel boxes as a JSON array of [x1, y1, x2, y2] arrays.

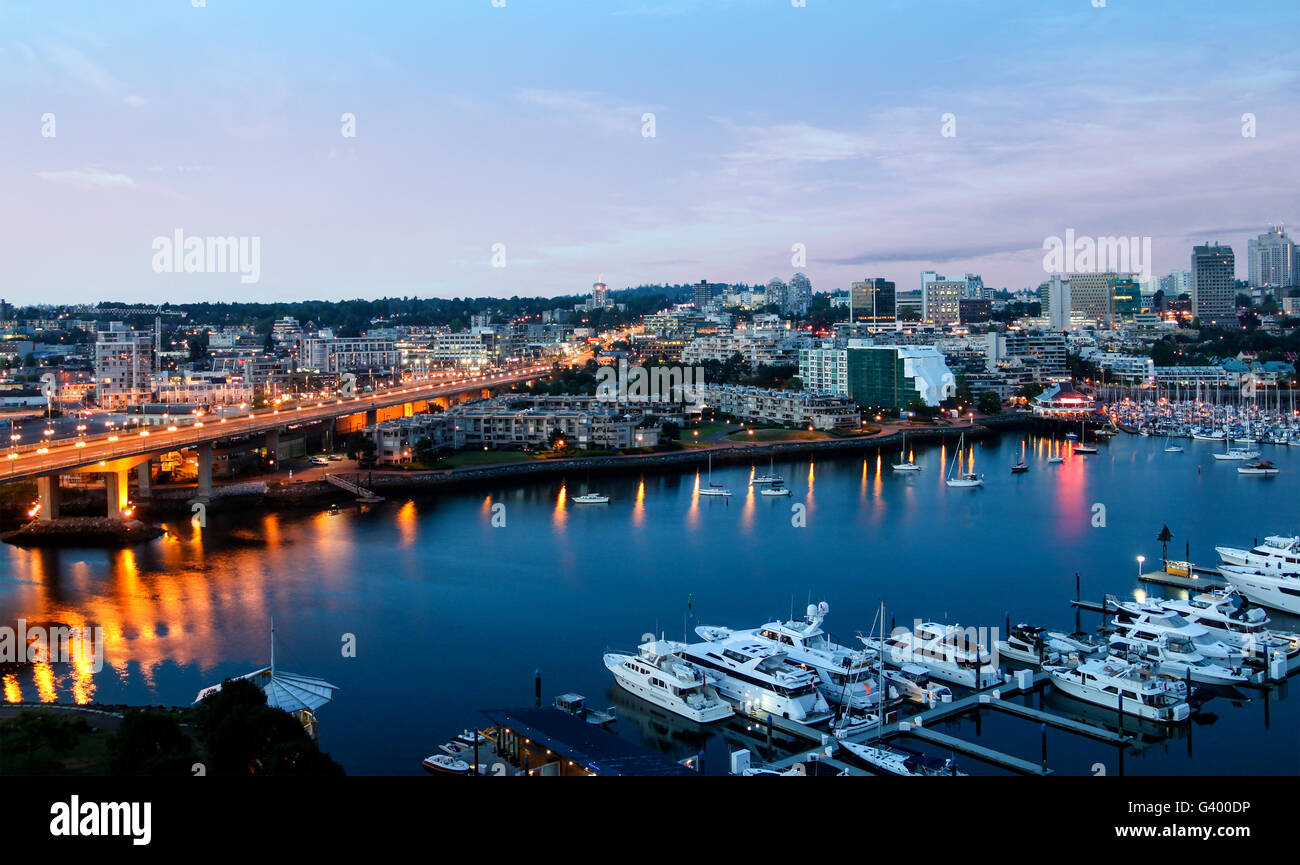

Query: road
[[0, 366, 550, 483]]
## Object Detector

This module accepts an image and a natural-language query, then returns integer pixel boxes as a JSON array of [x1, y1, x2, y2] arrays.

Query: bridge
[[6, 365, 550, 521]]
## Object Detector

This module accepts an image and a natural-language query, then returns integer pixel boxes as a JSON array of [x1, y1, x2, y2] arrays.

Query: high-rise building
[[1159, 270, 1192, 298], [849, 278, 896, 332], [1040, 275, 1071, 330], [1112, 276, 1141, 323], [962, 273, 985, 300], [1067, 272, 1118, 326], [765, 278, 788, 312], [843, 343, 956, 409], [95, 323, 155, 408], [787, 273, 812, 316], [921, 279, 963, 326], [1247, 226, 1296, 289], [591, 281, 611, 308], [692, 280, 715, 310], [1190, 244, 1236, 326]]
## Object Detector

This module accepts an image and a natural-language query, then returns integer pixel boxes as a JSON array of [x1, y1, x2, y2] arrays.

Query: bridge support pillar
[[105, 469, 129, 519], [36, 475, 60, 522], [136, 460, 153, 499], [265, 429, 279, 467], [196, 443, 213, 502]]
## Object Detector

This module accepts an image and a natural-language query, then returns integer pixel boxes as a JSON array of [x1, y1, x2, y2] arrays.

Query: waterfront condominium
[[1190, 243, 1236, 326], [843, 342, 956, 410]]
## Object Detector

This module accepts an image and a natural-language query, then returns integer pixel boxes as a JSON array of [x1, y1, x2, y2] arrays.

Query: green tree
[[191, 678, 344, 776], [978, 390, 1002, 414], [109, 709, 195, 775], [0, 711, 86, 774]]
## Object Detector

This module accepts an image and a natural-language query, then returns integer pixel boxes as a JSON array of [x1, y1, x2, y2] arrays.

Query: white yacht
[[1216, 535, 1300, 575], [882, 663, 952, 705], [1154, 587, 1300, 660], [862, 621, 1001, 689], [571, 492, 611, 504], [839, 741, 965, 776], [1104, 597, 1245, 663], [1047, 658, 1190, 723], [1219, 567, 1300, 616], [604, 639, 734, 724], [677, 635, 833, 723], [1192, 429, 1225, 441], [760, 484, 791, 497], [1106, 630, 1251, 685], [696, 603, 882, 710], [1213, 445, 1261, 461], [1238, 460, 1279, 476], [944, 433, 983, 487]]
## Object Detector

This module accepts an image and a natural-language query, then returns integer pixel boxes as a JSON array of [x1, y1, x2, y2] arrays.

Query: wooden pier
[[1137, 568, 1226, 590]]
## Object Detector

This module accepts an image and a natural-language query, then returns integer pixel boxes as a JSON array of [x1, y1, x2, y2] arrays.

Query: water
[[2, 430, 1297, 775]]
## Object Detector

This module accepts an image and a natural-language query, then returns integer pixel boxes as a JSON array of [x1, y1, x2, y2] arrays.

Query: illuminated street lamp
[[1136, 555, 1146, 577]]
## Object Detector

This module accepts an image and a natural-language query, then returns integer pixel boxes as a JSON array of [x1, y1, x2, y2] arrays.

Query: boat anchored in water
[[760, 482, 791, 496], [751, 457, 783, 485], [677, 635, 834, 723], [1237, 460, 1279, 476], [572, 492, 611, 503], [862, 621, 1001, 689], [944, 433, 984, 488], [892, 432, 922, 472], [1046, 658, 1190, 723], [604, 638, 734, 724], [696, 603, 883, 710], [698, 453, 732, 497]]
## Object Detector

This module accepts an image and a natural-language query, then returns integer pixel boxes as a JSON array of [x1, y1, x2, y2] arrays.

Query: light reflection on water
[[0, 432, 1296, 775]]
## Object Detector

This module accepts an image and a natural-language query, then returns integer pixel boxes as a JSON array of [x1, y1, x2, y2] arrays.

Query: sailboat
[[1011, 440, 1029, 473], [751, 456, 782, 485], [1047, 435, 1064, 464], [699, 453, 731, 497], [1073, 419, 1098, 454], [945, 433, 984, 487], [892, 431, 921, 471], [1163, 433, 1184, 454]]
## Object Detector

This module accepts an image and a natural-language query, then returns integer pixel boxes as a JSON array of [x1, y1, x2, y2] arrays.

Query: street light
[[1136, 555, 1146, 577]]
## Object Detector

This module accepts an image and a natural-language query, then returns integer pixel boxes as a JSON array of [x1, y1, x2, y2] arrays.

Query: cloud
[[123, 94, 146, 107], [515, 88, 656, 137], [36, 169, 136, 189]]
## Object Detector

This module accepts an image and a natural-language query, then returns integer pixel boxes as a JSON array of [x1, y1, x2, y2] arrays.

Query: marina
[[2, 429, 1297, 775]]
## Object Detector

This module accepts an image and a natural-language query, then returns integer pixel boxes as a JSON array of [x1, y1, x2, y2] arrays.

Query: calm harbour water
[[2, 429, 1297, 776]]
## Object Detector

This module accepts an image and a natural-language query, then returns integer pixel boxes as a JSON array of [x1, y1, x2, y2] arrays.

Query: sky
[[2, 0, 1298, 306]]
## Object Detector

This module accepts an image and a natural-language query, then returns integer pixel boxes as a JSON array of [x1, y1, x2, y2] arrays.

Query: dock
[[1137, 568, 1225, 590], [903, 726, 1050, 775], [988, 699, 1129, 745]]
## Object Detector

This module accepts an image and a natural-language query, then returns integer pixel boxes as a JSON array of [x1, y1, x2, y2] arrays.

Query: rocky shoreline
[[2, 516, 166, 547]]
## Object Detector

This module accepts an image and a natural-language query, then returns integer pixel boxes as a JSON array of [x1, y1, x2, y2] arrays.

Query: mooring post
[[1041, 722, 1048, 773], [534, 669, 541, 708], [1117, 690, 1124, 734], [765, 714, 773, 751]]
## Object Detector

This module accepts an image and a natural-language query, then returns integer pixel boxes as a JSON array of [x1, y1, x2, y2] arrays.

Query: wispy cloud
[[36, 168, 136, 189]]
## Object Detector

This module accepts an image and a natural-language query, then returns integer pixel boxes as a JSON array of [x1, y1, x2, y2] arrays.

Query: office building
[[849, 278, 896, 331], [921, 279, 963, 326], [1247, 226, 1296, 289], [1190, 243, 1236, 326], [844, 343, 955, 409]]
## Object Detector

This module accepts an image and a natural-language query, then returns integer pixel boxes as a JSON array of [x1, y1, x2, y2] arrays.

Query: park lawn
[[439, 450, 540, 468], [678, 422, 732, 440], [725, 428, 834, 442], [0, 725, 114, 775]]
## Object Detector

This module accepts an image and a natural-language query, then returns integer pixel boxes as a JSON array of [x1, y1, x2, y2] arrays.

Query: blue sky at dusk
[[2, 0, 1297, 304]]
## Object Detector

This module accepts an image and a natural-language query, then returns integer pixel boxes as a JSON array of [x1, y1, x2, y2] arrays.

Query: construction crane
[[65, 305, 189, 373]]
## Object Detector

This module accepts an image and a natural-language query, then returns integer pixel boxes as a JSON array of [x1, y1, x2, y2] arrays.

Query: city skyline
[[3, 0, 1298, 305]]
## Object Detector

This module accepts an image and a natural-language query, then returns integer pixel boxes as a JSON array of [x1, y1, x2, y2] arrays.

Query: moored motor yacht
[[605, 639, 734, 723], [1219, 567, 1300, 616], [422, 753, 473, 775], [571, 492, 611, 503], [1106, 629, 1251, 685], [1104, 597, 1246, 663], [1046, 658, 1190, 723], [696, 603, 882, 710], [881, 663, 953, 704], [1153, 587, 1299, 660], [997, 624, 1062, 666], [862, 621, 1001, 689], [1216, 535, 1300, 575], [760, 483, 791, 496], [1237, 460, 1279, 476], [676, 635, 833, 723], [839, 741, 965, 776]]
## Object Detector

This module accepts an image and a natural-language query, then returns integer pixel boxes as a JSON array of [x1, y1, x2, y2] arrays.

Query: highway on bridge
[[1, 365, 550, 484]]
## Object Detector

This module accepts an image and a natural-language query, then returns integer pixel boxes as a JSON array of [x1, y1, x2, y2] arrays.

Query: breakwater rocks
[[2, 516, 166, 547]]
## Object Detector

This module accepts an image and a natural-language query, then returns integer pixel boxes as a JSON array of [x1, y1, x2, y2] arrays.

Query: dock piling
[[1040, 722, 1047, 773], [534, 669, 541, 708]]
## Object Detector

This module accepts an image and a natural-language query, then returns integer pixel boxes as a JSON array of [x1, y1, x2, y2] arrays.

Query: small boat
[[945, 433, 983, 487], [1213, 446, 1260, 461], [698, 453, 732, 497], [422, 753, 473, 775], [882, 664, 953, 705], [892, 432, 921, 471], [1237, 460, 1278, 476], [1072, 419, 1097, 454], [440, 729, 491, 756], [751, 456, 783, 485], [554, 692, 618, 727], [1047, 456, 1064, 464], [839, 741, 965, 776], [760, 484, 791, 496], [1010, 461, 1029, 474], [572, 492, 611, 503], [1192, 429, 1226, 441], [1164, 445, 1184, 453]]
